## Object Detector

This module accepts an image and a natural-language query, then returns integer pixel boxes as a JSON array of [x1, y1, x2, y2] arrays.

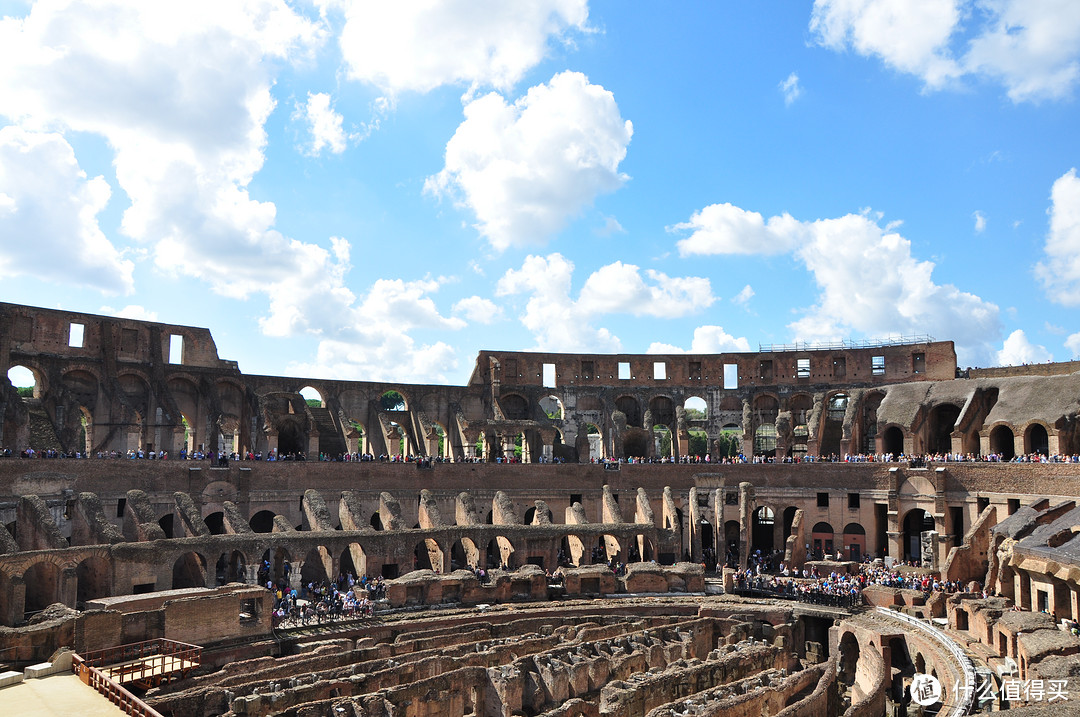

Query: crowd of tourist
[[266, 569, 387, 629]]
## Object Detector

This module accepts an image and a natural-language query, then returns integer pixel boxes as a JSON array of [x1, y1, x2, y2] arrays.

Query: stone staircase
[[308, 406, 347, 457], [25, 401, 62, 452]]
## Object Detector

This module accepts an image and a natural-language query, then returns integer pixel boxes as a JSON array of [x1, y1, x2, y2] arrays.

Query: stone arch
[[614, 395, 642, 428], [928, 403, 962, 454], [838, 631, 860, 686], [1024, 422, 1050, 456], [861, 391, 885, 453], [724, 520, 741, 567], [340, 543, 367, 579], [648, 395, 676, 427], [300, 546, 332, 585], [414, 539, 443, 573], [24, 559, 63, 615], [117, 371, 151, 449], [76, 554, 111, 605], [811, 522, 835, 558], [842, 523, 866, 560], [782, 506, 798, 543], [7, 363, 44, 397], [172, 551, 207, 589], [204, 511, 226, 535], [753, 423, 777, 457], [539, 395, 564, 420], [820, 392, 849, 457], [276, 418, 306, 456], [260, 547, 292, 585], [683, 395, 707, 419], [250, 510, 276, 533], [299, 385, 324, 408], [989, 424, 1016, 459], [902, 508, 936, 564], [523, 506, 553, 525], [752, 394, 779, 456], [882, 425, 905, 456], [487, 536, 516, 569], [378, 389, 408, 411], [601, 534, 623, 563], [158, 513, 174, 539], [752, 506, 775, 553], [563, 534, 585, 566], [451, 538, 479, 570], [789, 393, 813, 457], [215, 550, 247, 585]]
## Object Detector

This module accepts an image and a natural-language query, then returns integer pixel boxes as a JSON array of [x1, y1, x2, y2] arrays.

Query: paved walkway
[[1, 672, 125, 715]]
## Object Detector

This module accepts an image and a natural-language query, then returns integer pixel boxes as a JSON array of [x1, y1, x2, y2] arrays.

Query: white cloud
[[672, 203, 801, 256], [673, 203, 1001, 365], [732, 284, 755, 307], [100, 304, 159, 322], [495, 253, 620, 352], [1065, 331, 1080, 358], [647, 326, 752, 354], [0, 126, 133, 294], [452, 296, 502, 324], [577, 262, 715, 318], [297, 92, 349, 155], [425, 71, 633, 250], [810, 0, 1080, 102], [997, 329, 1052, 365], [595, 214, 626, 237], [780, 72, 802, 105], [973, 210, 986, 233], [332, 0, 590, 95], [495, 254, 715, 351], [1035, 168, 1080, 305]]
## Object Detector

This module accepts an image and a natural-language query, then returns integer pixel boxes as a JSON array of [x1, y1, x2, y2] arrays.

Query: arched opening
[[581, 423, 603, 462], [782, 506, 797, 543], [724, 520, 741, 568], [883, 426, 904, 457], [753, 424, 777, 457], [299, 386, 324, 408], [820, 393, 848, 457], [838, 632, 860, 687], [204, 511, 226, 535], [989, 425, 1016, 460], [215, 550, 247, 585], [414, 539, 442, 572], [24, 561, 62, 615], [370, 511, 383, 530], [451, 538, 479, 570], [614, 396, 642, 428], [500, 394, 529, 420], [929, 404, 961, 454], [487, 537, 516, 569], [379, 390, 406, 411], [7, 365, 39, 398], [903, 509, 936, 565], [158, 513, 174, 539], [76, 556, 111, 605], [172, 552, 207, 589], [683, 396, 707, 420], [622, 430, 649, 459], [259, 547, 292, 586], [751, 506, 775, 553], [539, 395, 564, 421], [789, 394, 813, 458], [249, 510, 276, 533], [842, 523, 866, 560], [653, 424, 672, 458], [1025, 423, 1049, 456], [340, 543, 366, 579], [861, 392, 884, 454], [277, 420, 306, 457], [300, 547, 331, 586], [811, 522, 835, 559], [601, 534, 622, 564]]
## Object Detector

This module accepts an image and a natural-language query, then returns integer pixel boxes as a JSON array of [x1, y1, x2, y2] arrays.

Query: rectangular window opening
[[68, 322, 85, 348], [116, 497, 127, 518], [796, 358, 810, 379], [1008, 498, 1020, 515], [653, 362, 666, 380], [817, 492, 829, 508], [570, 493, 582, 507], [723, 363, 738, 389], [872, 355, 885, 376], [169, 334, 184, 364], [848, 493, 860, 510], [618, 361, 631, 380], [542, 363, 557, 388]]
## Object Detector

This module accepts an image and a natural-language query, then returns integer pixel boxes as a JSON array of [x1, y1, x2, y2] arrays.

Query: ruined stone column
[[738, 482, 754, 568]]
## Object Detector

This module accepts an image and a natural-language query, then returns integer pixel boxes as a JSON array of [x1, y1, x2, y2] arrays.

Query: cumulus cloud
[[1035, 168, 1080, 305], [426, 71, 633, 250], [100, 304, 159, 322], [1066, 331, 1080, 359], [495, 254, 715, 352], [577, 262, 715, 318], [647, 326, 752, 355], [0, 127, 133, 293], [296, 92, 349, 155], [973, 210, 986, 233], [997, 329, 1052, 365], [732, 284, 755, 307], [672, 203, 801, 256], [331, 0, 589, 95], [453, 296, 503, 324], [672, 202, 1001, 364], [810, 0, 1080, 102], [780, 72, 802, 105]]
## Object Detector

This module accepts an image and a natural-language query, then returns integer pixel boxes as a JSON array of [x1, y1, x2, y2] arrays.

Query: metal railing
[[78, 638, 201, 685], [759, 334, 935, 352]]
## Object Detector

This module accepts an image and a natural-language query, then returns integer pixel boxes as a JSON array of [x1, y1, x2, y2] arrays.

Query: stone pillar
[[60, 566, 78, 609], [7, 575, 25, 626], [738, 482, 753, 569]]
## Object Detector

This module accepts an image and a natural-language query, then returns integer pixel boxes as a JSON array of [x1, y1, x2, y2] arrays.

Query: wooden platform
[[101, 655, 199, 688]]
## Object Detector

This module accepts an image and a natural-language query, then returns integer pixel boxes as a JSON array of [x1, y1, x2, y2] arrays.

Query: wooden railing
[[78, 637, 201, 685], [71, 653, 165, 717]]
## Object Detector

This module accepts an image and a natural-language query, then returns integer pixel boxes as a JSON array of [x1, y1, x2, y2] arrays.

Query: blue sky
[[2, 0, 1080, 386]]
